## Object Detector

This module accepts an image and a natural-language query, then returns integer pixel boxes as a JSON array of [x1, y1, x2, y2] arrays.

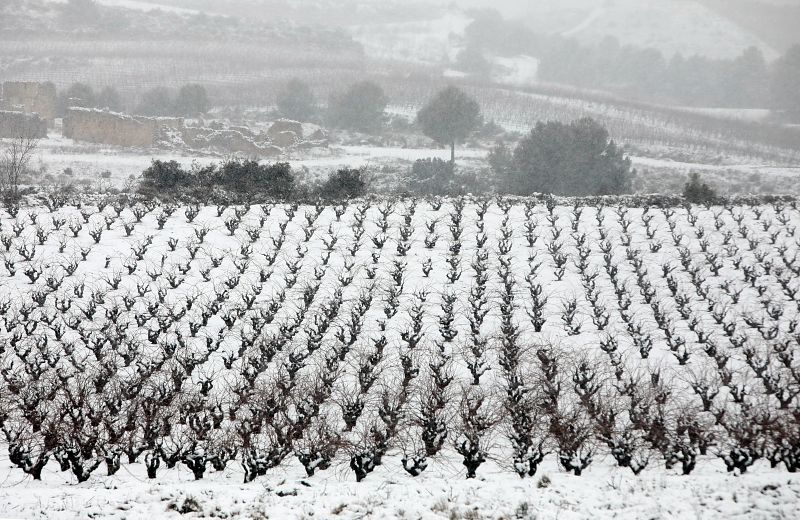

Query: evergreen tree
[[683, 172, 717, 203], [136, 87, 175, 117], [175, 84, 209, 117], [416, 86, 482, 164], [455, 46, 492, 77], [58, 83, 96, 115], [96, 86, 122, 112], [500, 118, 633, 196], [771, 45, 800, 118], [328, 81, 388, 134], [276, 78, 316, 122], [726, 47, 768, 108]]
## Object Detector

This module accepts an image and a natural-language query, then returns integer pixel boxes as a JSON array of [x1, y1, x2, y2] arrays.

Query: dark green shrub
[[409, 158, 456, 195], [498, 118, 634, 196], [141, 160, 190, 190], [139, 159, 294, 199], [319, 168, 369, 199], [683, 172, 718, 203], [320, 167, 368, 199], [191, 163, 219, 187], [218, 159, 294, 198]]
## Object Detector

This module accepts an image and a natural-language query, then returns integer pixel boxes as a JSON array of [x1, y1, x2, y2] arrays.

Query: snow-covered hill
[[61, 0, 782, 60], [462, 0, 778, 60]]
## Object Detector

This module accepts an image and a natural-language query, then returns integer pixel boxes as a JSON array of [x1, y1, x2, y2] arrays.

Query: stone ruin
[[180, 123, 282, 157], [0, 110, 48, 139], [0, 82, 57, 127], [0, 81, 329, 156], [179, 118, 328, 156], [267, 119, 304, 148], [63, 108, 184, 148], [62, 107, 328, 156]]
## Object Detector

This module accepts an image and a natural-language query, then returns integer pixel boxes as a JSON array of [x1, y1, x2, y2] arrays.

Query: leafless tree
[[1, 131, 40, 200]]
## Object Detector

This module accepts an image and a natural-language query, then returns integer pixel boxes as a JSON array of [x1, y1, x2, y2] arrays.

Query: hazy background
[[2, 0, 799, 196], [3, 0, 799, 104]]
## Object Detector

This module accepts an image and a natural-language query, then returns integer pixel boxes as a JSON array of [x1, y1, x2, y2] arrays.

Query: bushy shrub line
[[138, 159, 369, 202], [114, 158, 800, 207]]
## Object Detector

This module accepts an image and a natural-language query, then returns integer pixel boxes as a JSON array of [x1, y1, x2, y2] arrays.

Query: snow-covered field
[[30, 136, 489, 188], [1, 196, 799, 518], [2, 455, 798, 519]]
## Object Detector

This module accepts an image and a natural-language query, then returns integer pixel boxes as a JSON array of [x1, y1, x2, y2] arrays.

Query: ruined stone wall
[[63, 108, 186, 148], [0, 111, 47, 139], [182, 126, 281, 157], [137, 116, 184, 132], [0, 82, 57, 126], [64, 108, 157, 148]]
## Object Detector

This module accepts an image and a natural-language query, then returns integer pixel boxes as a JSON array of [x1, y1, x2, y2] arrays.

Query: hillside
[[322, 0, 781, 61], [98, 0, 442, 25], [0, 0, 364, 104], [697, 0, 800, 53], [70, 0, 785, 61]]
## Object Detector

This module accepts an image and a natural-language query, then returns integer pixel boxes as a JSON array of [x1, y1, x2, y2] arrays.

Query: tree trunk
[[450, 141, 455, 165]]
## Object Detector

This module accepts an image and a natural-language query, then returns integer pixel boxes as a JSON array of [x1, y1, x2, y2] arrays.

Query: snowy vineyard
[[0, 195, 799, 487]]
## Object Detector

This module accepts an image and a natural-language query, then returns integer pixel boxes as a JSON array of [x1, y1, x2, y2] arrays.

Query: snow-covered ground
[[27, 133, 800, 196], [1, 454, 798, 519], [30, 136, 489, 187]]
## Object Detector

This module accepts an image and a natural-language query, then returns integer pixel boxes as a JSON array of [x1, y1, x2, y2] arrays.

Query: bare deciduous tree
[[1, 131, 39, 199]]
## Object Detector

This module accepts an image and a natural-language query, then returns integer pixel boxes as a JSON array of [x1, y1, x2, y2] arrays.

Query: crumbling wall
[[0, 111, 47, 139], [0, 82, 57, 127], [182, 126, 281, 156], [63, 108, 185, 148], [64, 108, 157, 147], [268, 119, 304, 140], [146, 116, 184, 131], [61, 108, 320, 155]]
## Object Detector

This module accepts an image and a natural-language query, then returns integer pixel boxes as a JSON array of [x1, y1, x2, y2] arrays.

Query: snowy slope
[[356, 0, 779, 61], [473, 0, 779, 58]]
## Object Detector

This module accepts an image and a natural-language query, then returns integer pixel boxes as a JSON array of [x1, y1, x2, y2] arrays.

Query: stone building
[[63, 108, 183, 148], [62, 108, 320, 156], [0, 82, 58, 127], [0, 111, 48, 139]]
